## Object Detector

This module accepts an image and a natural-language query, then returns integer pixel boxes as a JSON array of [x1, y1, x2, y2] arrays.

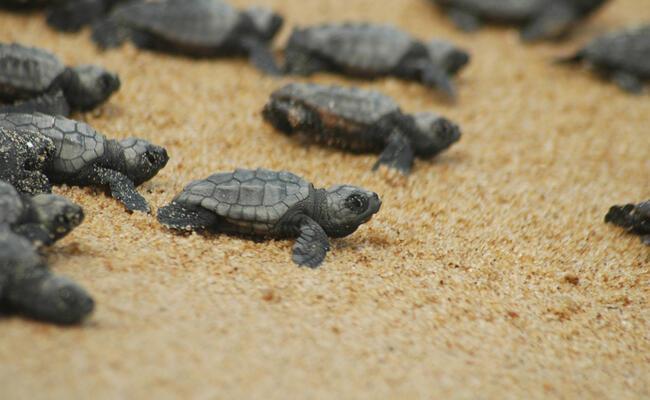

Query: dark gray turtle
[[430, 0, 609, 42], [282, 22, 470, 99], [605, 200, 650, 245], [557, 25, 650, 93], [262, 83, 461, 174], [91, 0, 284, 74], [0, 42, 120, 116], [0, 180, 84, 246], [158, 168, 381, 267], [0, 229, 94, 324], [0, 126, 55, 195], [0, 113, 169, 213]]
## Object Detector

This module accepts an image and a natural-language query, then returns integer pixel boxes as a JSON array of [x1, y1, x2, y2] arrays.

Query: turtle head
[[426, 39, 470, 75], [409, 112, 461, 158], [24, 274, 95, 325], [64, 65, 120, 111], [243, 6, 284, 41], [115, 137, 169, 185], [30, 193, 84, 243], [320, 185, 381, 238]]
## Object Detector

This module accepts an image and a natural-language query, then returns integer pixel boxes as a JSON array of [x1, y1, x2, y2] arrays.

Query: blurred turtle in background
[[0, 42, 120, 116], [429, 0, 609, 42], [91, 0, 284, 74], [281, 22, 470, 99], [557, 25, 650, 94]]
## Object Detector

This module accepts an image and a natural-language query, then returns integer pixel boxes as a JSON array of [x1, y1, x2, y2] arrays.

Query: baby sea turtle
[[0, 126, 55, 195], [605, 200, 650, 245], [0, 113, 169, 213], [282, 22, 470, 99], [262, 83, 461, 174], [430, 0, 608, 42], [557, 25, 650, 93], [0, 42, 120, 116], [158, 168, 381, 268], [0, 229, 94, 324], [0, 180, 84, 246], [92, 0, 284, 74]]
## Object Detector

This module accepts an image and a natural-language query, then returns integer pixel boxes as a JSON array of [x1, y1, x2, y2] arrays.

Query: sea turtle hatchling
[[263, 83, 461, 174], [0, 42, 120, 116], [557, 25, 650, 94], [158, 168, 382, 268], [0, 113, 169, 213], [281, 22, 470, 99], [91, 0, 284, 74], [429, 0, 608, 42], [0, 126, 55, 195], [0, 229, 94, 324], [605, 200, 650, 245], [0, 180, 84, 246]]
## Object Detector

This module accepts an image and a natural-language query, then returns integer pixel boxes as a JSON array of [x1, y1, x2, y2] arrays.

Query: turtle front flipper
[[241, 37, 282, 76], [372, 131, 415, 175], [91, 166, 150, 213], [157, 202, 218, 231], [446, 8, 482, 32], [520, 3, 577, 42], [611, 71, 643, 94], [420, 64, 456, 100], [292, 216, 330, 268], [0, 91, 70, 116]]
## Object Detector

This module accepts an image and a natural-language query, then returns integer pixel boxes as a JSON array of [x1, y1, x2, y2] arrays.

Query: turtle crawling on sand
[[0, 180, 84, 247], [557, 25, 650, 93], [0, 42, 120, 116], [0, 113, 169, 213], [429, 0, 608, 42], [92, 0, 284, 74], [0, 229, 94, 324], [282, 22, 470, 99], [605, 200, 650, 245], [158, 168, 381, 268], [263, 83, 461, 174]]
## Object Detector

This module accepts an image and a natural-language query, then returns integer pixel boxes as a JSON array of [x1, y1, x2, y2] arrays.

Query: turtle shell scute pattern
[[299, 23, 414, 73], [0, 113, 106, 175], [175, 168, 311, 227]]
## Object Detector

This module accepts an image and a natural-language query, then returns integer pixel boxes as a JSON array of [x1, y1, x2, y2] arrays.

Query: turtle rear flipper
[[0, 91, 70, 116], [92, 17, 131, 49], [292, 217, 330, 268], [157, 202, 218, 231], [372, 131, 415, 175]]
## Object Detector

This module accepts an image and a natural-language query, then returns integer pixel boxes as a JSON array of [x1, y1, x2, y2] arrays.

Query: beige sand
[[0, 1, 648, 399]]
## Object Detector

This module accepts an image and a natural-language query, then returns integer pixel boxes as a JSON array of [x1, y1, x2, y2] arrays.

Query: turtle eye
[[145, 152, 157, 165], [345, 194, 368, 214]]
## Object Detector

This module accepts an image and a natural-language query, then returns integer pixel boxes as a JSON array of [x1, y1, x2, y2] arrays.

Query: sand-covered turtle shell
[[294, 23, 415, 73], [111, 0, 241, 47], [0, 43, 65, 99], [272, 83, 401, 128], [580, 25, 650, 77], [174, 168, 312, 231], [433, 0, 540, 20], [0, 181, 24, 226], [0, 113, 105, 175]]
